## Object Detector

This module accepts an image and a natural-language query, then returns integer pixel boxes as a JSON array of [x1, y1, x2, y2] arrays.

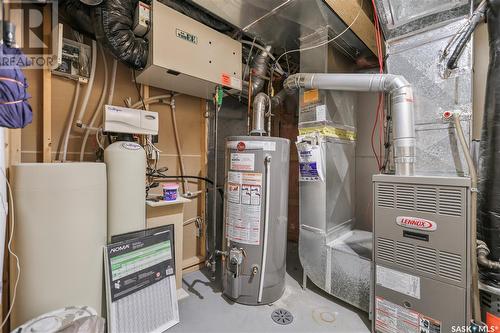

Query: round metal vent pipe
[[284, 73, 415, 176]]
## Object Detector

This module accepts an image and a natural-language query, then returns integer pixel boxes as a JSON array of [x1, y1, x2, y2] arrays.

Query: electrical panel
[[373, 175, 471, 333], [136, 0, 242, 99], [53, 38, 91, 83]]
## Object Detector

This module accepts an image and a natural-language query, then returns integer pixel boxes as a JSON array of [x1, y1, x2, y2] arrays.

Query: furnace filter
[[222, 136, 290, 305]]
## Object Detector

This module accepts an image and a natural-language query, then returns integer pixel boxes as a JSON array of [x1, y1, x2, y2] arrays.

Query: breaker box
[[136, 0, 242, 99], [373, 175, 471, 333]]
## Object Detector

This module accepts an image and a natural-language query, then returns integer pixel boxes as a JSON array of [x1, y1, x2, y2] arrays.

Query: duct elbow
[[251, 92, 269, 135], [93, 0, 149, 69], [383, 75, 411, 92]]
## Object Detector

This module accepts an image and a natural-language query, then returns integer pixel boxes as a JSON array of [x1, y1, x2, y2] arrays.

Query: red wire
[[370, 0, 385, 171]]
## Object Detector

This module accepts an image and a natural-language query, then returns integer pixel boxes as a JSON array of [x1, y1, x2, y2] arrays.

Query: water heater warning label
[[230, 153, 255, 171], [376, 297, 441, 333], [226, 171, 262, 245]]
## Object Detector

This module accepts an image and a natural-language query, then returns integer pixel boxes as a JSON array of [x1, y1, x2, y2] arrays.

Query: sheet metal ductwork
[[284, 73, 415, 176], [93, 0, 148, 69], [478, 0, 500, 266]]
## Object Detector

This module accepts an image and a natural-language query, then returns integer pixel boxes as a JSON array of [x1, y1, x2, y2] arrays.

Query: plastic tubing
[[75, 40, 97, 127], [79, 45, 109, 161], [61, 81, 81, 161]]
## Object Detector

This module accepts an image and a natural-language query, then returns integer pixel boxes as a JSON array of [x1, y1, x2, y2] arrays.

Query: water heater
[[222, 136, 290, 305]]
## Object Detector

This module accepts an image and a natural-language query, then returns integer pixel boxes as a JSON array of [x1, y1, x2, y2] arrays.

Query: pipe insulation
[[93, 0, 148, 69], [478, 0, 500, 264], [250, 46, 272, 96], [284, 73, 415, 176], [59, 0, 95, 37]]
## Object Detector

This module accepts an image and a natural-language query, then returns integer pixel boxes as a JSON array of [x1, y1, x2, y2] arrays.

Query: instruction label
[[230, 153, 255, 171], [226, 171, 262, 245], [376, 265, 420, 299], [376, 297, 441, 333], [296, 141, 324, 182]]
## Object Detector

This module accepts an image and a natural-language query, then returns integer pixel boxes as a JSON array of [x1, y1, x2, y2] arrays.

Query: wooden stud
[[42, 5, 52, 162], [324, 0, 378, 56]]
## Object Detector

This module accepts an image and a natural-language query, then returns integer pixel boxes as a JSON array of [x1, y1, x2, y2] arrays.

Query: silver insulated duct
[[284, 73, 416, 176]]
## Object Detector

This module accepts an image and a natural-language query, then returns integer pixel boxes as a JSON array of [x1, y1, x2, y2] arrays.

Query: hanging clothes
[[0, 44, 32, 128]]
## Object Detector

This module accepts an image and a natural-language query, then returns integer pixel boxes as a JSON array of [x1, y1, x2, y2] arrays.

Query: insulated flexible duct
[[250, 46, 272, 96], [59, 0, 95, 37], [478, 0, 500, 263], [284, 73, 415, 176], [93, 0, 148, 69], [159, 0, 233, 33]]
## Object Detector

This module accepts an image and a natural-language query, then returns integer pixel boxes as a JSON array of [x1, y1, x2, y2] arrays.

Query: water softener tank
[[222, 136, 290, 305], [105, 139, 146, 240]]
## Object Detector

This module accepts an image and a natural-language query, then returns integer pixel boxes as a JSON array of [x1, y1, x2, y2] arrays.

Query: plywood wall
[[21, 41, 206, 270]]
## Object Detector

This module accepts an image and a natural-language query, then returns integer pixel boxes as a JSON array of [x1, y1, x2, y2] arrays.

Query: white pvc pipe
[[75, 40, 97, 127], [80, 45, 109, 161], [62, 82, 81, 162], [258, 155, 272, 303], [107, 59, 118, 105]]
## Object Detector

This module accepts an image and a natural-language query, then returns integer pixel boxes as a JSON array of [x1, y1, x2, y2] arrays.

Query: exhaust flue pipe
[[251, 92, 269, 135], [284, 73, 415, 176]]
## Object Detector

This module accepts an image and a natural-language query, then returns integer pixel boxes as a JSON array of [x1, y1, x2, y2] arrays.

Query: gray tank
[[222, 135, 290, 305]]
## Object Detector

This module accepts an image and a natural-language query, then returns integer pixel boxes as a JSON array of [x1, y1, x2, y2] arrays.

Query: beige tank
[[104, 141, 146, 240], [10, 163, 107, 327]]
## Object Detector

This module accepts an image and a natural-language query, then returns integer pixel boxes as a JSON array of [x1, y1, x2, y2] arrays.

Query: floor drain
[[271, 308, 293, 325]]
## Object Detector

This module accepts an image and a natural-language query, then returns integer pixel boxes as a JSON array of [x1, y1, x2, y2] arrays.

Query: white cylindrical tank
[[104, 141, 146, 240], [10, 163, 107, 327]]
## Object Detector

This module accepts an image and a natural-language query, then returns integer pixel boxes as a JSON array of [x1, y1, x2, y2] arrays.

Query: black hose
[[478, 0, 500, 268], [446, 0, 488, 70], [93, 0, 148, 69], [147, 174, 214, 184]]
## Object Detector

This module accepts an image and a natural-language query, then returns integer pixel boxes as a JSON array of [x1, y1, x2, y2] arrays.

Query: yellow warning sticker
[[302, 89, 319, 105], [299, 126, 357, 141]]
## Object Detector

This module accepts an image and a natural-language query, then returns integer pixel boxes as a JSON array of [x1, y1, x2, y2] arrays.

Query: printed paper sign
[[226, 172, 263, 245], [376, 265, 420, 299], [296, 141, 324, 182], [230, 153, 255, 171], [376, 297, 441, 333]]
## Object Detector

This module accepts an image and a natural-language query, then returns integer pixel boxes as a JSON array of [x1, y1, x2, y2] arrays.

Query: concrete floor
[[169, 243, 370, 333]]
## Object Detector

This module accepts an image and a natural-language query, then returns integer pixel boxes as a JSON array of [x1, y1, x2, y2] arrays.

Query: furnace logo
[[396, 216, 437, 231]]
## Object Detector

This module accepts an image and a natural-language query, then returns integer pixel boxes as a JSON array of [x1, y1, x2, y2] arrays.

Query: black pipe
[[478, 0, 500, 268], [446, 0, 488, 70], [93, 0, 148, 69]]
